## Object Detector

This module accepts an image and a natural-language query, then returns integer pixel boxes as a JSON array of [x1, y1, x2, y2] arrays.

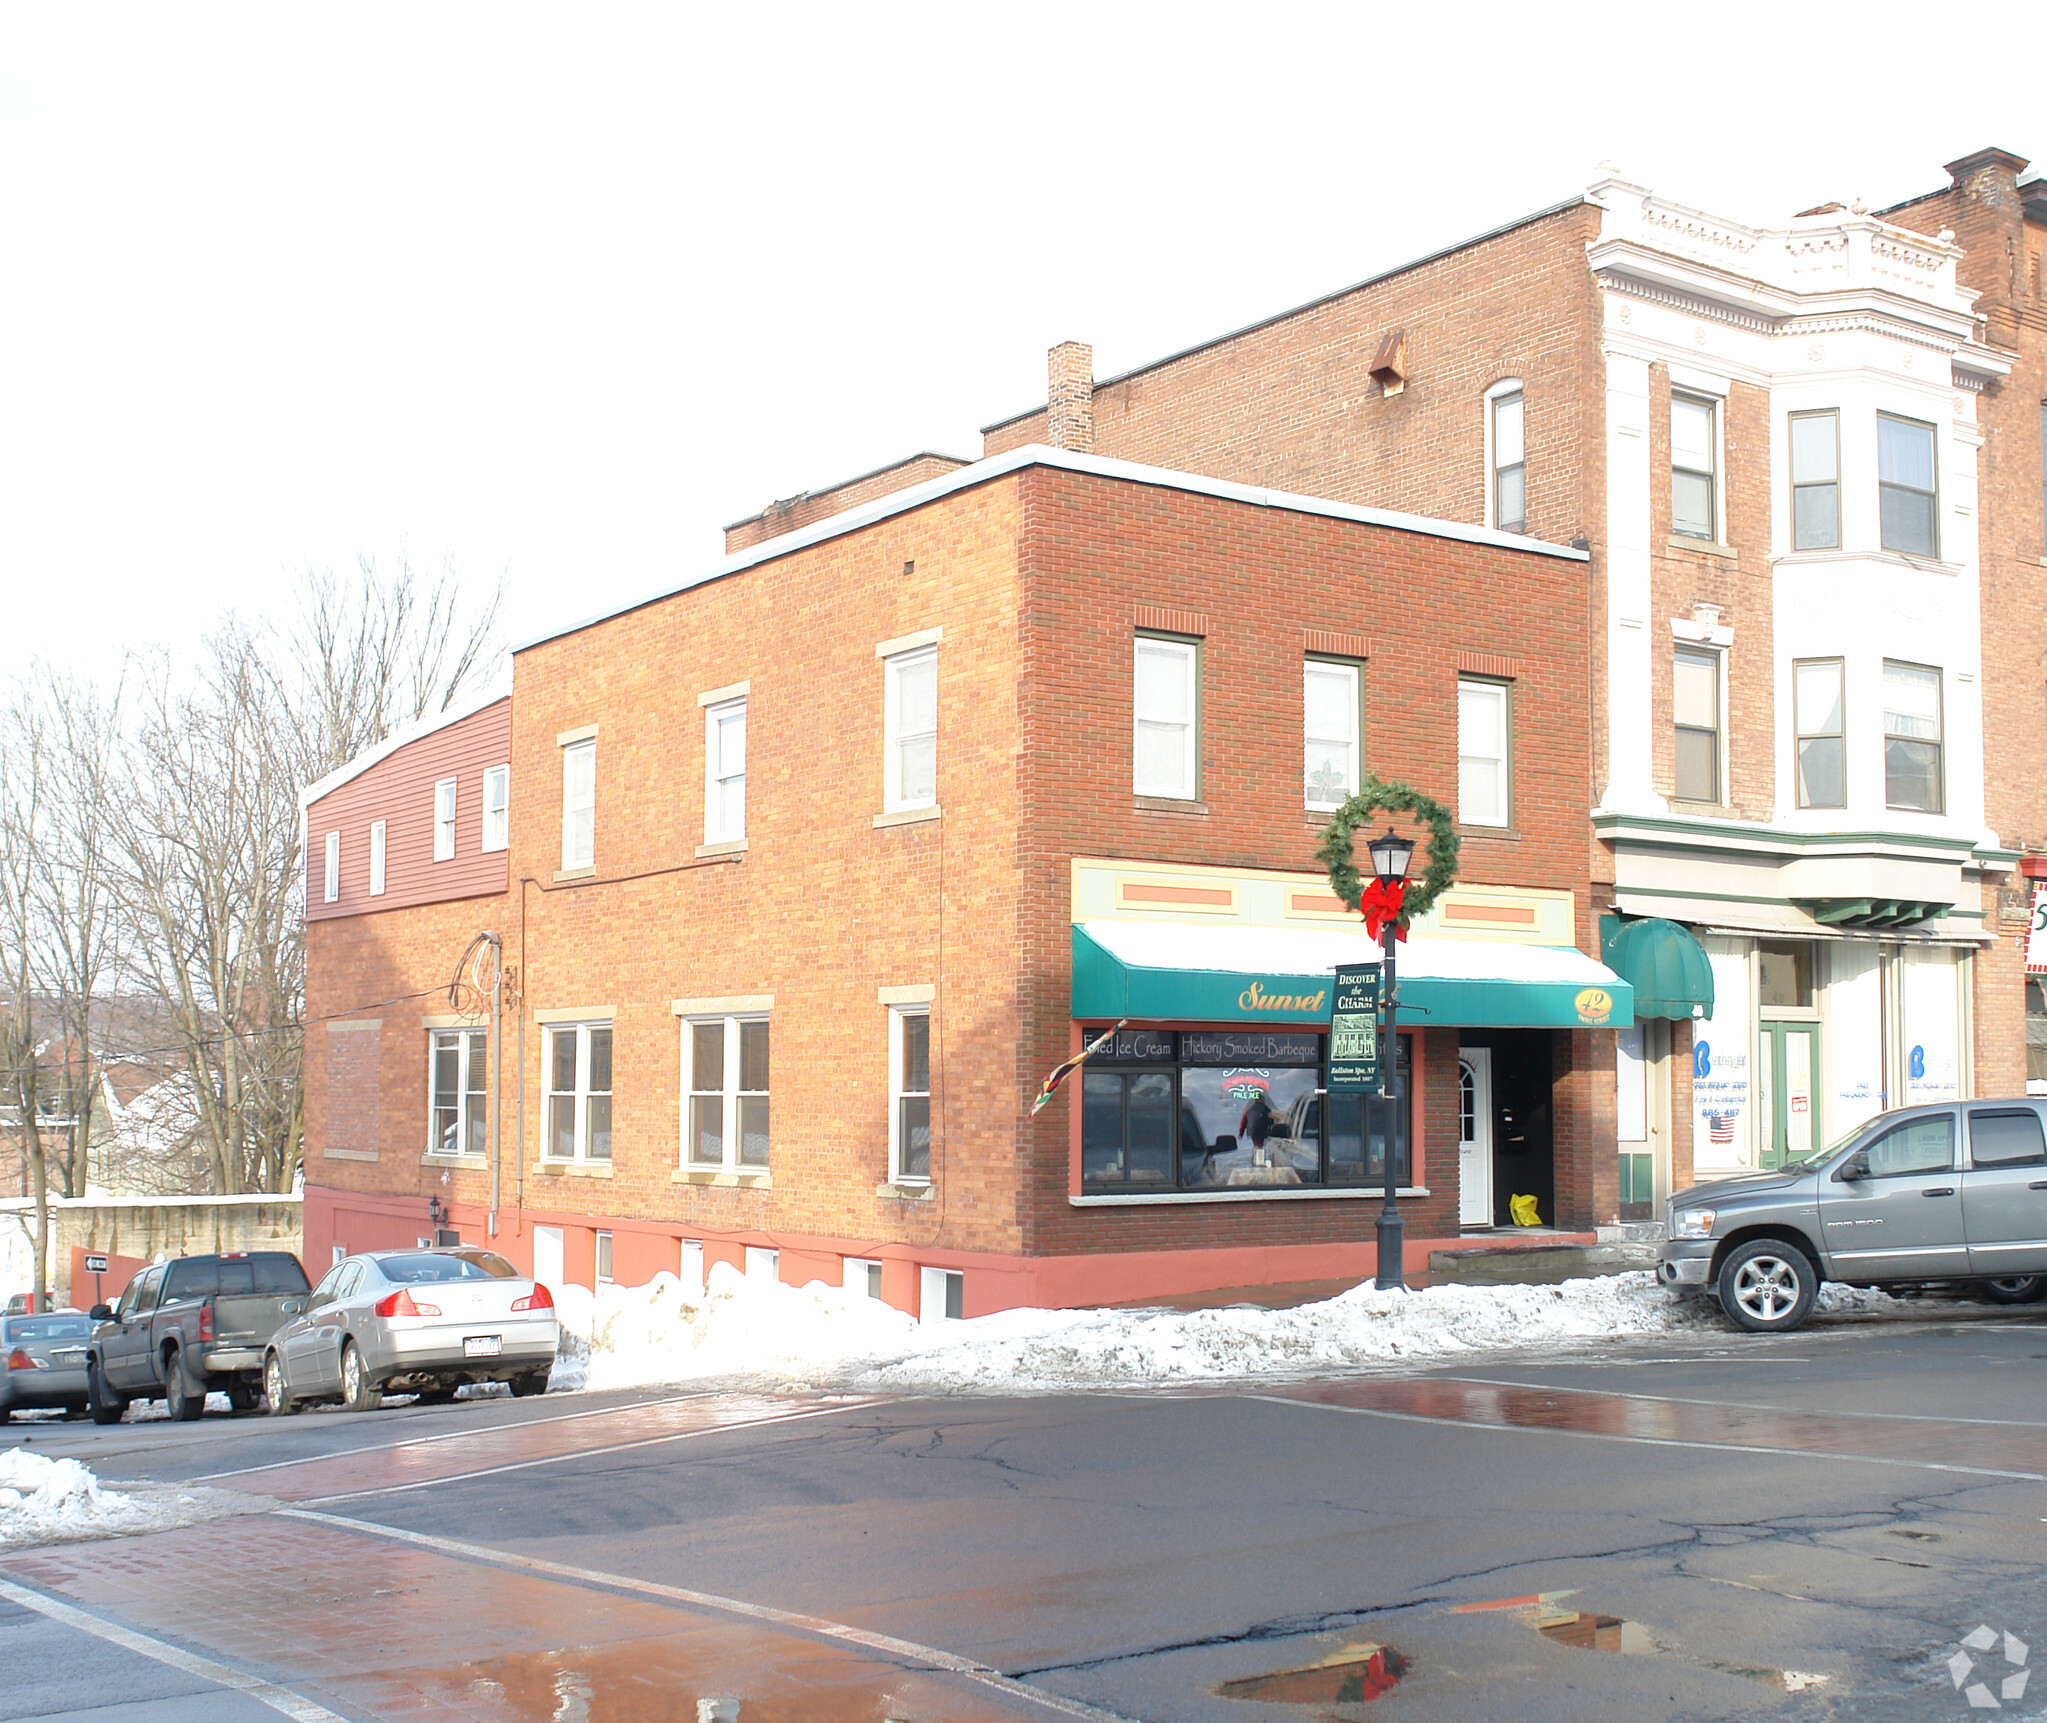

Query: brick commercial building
[[300, 450, 1640, 1311], [724, 147, 2047, 1214]]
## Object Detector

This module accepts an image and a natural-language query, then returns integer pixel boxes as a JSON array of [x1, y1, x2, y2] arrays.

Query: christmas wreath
[[1315, 774, 1460, 939]]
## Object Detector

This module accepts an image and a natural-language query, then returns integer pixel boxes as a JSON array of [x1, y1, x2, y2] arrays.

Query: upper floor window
[[1793, 659, 1845, 808], [1878, 414, 1938, 557], [1671, 394, 1718, 540], [1789, 411, 1840, 550], [561, 738, 595, 870], [323, 831, 340, 903], [430, 1028, 486, 1156], [1304, 658, 1361, 810], [1673, 647, 1721, 803], [433, 777, 457, 862], [883, 646, 937, 813], [369, 820, 387, 895], [2039, 401, 2046, 556], [545, 1021, 611, 1160], [1882, 660, 1943, 812], [891, 1007, 932, 1183], [482, 765, 509, 853], [1456, 677, 1509, 827], [686, 1015, 769, 1170], [1134, 634, 1199, 800], [1490, 387, 1525, 532], [704, 697, 746, 843]]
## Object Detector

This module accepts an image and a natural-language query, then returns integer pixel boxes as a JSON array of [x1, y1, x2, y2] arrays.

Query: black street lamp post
[[1367, 826, 1416, 1292]]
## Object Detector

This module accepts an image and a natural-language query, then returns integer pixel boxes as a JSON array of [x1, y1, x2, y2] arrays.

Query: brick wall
[[724, 453, 972, 554]]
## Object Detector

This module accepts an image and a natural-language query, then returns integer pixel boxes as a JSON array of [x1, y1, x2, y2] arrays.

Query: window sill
[[1669, 799, 1737, 819], [877, 1180, 934, 1201], [874, 805, 941, 828], [1072, 1186, 1430, 1207], [420, 1152, 487, 1167], [1666, 536, 1736, 559], [1458, 824, 1519, 841], [694, 838, 747, 858], [672, 1167, 772, 1188], [554, 865, 596, 883], [1134, 796, 1208, 815], [1773, 547, 1961, 577], [534, 1159, 613, 1178]]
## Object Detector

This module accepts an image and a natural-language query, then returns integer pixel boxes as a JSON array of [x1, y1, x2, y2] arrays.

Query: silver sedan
[[1, 1311, 92, 1421], [264, 1248, 557, 1414]]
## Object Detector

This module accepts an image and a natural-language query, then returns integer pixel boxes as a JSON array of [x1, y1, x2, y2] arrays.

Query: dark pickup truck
[[87, 1251, 312, 1423]]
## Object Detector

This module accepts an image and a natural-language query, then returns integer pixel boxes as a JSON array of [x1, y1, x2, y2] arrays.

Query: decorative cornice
[[1598, 272, 1774, 335]]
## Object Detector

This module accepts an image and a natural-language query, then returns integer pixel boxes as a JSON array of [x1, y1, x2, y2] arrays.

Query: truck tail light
[[373, 1289, 441, 1319], [511, 1283, 554, 1313], [7, 1348, 44, 1370], [197, 1305, 214, 1344]]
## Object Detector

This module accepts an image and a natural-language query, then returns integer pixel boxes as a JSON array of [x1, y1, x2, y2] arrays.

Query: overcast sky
[[2, 4, 2035, 686]]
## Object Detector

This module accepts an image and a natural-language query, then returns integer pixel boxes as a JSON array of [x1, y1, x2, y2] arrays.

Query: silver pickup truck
[[1658, 1097, 2047, 1333]]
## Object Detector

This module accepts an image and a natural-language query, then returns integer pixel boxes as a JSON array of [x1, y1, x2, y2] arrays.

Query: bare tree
[[0, 691, 56, 1305]]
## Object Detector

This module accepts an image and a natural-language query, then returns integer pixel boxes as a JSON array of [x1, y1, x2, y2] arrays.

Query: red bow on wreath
[[1359, 878, 1408, 942]]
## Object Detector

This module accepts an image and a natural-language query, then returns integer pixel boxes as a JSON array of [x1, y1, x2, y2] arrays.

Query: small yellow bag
[[1508, 1193, 1541, 1227]]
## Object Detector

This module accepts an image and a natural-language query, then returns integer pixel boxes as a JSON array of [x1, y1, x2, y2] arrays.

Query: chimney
[[1944, 146, 2029, 215], [1047, 341, 1094, 452]]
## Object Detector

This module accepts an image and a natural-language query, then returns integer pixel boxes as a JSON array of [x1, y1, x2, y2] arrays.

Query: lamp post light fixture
[[1368, 826, 1416, 1291]]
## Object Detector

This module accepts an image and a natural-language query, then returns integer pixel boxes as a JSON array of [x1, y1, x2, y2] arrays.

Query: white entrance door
[[1458, 1049, 1494, 1226], [533, 1226, 564, 1298]]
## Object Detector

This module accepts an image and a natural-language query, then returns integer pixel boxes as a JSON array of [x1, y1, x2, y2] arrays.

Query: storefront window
[[1757, 941, 1813, 1009], [1079, 1027, 1410, 1193], [2027, 977, 2047, 1087]]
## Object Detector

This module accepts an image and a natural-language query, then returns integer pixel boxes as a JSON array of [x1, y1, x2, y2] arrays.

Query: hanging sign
[[1327, 964, 1383, 1092], [2026, 883, 2047, 975]]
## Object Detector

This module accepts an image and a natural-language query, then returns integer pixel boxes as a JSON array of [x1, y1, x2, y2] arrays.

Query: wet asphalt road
[[5, 1301, 2047, 1722]]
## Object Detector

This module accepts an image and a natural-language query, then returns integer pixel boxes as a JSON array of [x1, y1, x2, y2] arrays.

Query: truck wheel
[[340, 1342, 381, 1413], [1716, 1239, 1818, 1333], [87, 1361, 126, 1426], [1980, 1275, 2047, 1305], [264, 1353, 299, 1416], [164, 1351, 205, 1422], [226, 1383, 259, 1414], [510, 1371, 550, 1398]]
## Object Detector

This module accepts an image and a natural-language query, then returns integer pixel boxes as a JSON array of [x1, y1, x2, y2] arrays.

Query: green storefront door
[[1758, 1022, 1820, 1170]]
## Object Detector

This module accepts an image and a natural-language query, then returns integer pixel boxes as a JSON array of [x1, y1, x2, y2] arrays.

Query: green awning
[[1599, 915, 1714, 1021], [1072, 922, 1633, 1029]]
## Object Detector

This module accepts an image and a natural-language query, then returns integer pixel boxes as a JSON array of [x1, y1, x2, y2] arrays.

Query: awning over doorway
[[1072, 922, 1633, 1028], [1599, 915, 1714, 1020]]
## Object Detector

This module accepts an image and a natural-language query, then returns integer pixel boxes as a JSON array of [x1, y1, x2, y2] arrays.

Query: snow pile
[[0, 1449, 263, 1551], [552, 1264, 1719, 1398]]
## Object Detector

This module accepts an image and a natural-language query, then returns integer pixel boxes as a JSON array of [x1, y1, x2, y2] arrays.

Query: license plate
[[463, 1335, 502, 1358]]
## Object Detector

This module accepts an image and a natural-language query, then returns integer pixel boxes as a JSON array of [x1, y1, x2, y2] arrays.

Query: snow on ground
[[549, 1263, 1931, 1399], [0, 1449, 264, 1552]]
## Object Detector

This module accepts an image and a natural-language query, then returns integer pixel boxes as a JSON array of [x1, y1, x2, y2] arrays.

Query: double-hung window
[[890, 1009, 931, 1183], [1793, 659, 1845, 808], [429, 1028, 486, 1156], [1671, 394, 1718, 540], [1304, 658, 1361, 810], [323, 832, 340, 903], [1456, 678, 1509, 827], [369, 820, 387, 896], [704, 698, 746, 843], [482, 765, 509, 853], [561, 738, 595, 869], [1878, 414, 1939, 557], [433, 778, 457, 861], [883, 647, 937, 813], [686, 1016, 770, 1169], [545, 1022, 612, 1160], [1673, 647, 1721, 803], [1789, 411, 1839, 550], [1134, 634, 1199, 799], [1883, 660, 1943, 812], [1490, 387, 1525, 531]]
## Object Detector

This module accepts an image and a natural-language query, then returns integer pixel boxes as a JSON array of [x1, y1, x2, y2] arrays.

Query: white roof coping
[[515, 443, 1588, 656], [298, 673, 512, 814], [0, 1192, 304, 1211]]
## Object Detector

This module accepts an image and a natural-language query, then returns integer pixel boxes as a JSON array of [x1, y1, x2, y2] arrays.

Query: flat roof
[[514, 442, 1590, 657]]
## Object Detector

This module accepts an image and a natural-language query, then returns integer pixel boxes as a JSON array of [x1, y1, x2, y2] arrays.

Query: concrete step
[[1426, 1240, 1661, 1286]]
